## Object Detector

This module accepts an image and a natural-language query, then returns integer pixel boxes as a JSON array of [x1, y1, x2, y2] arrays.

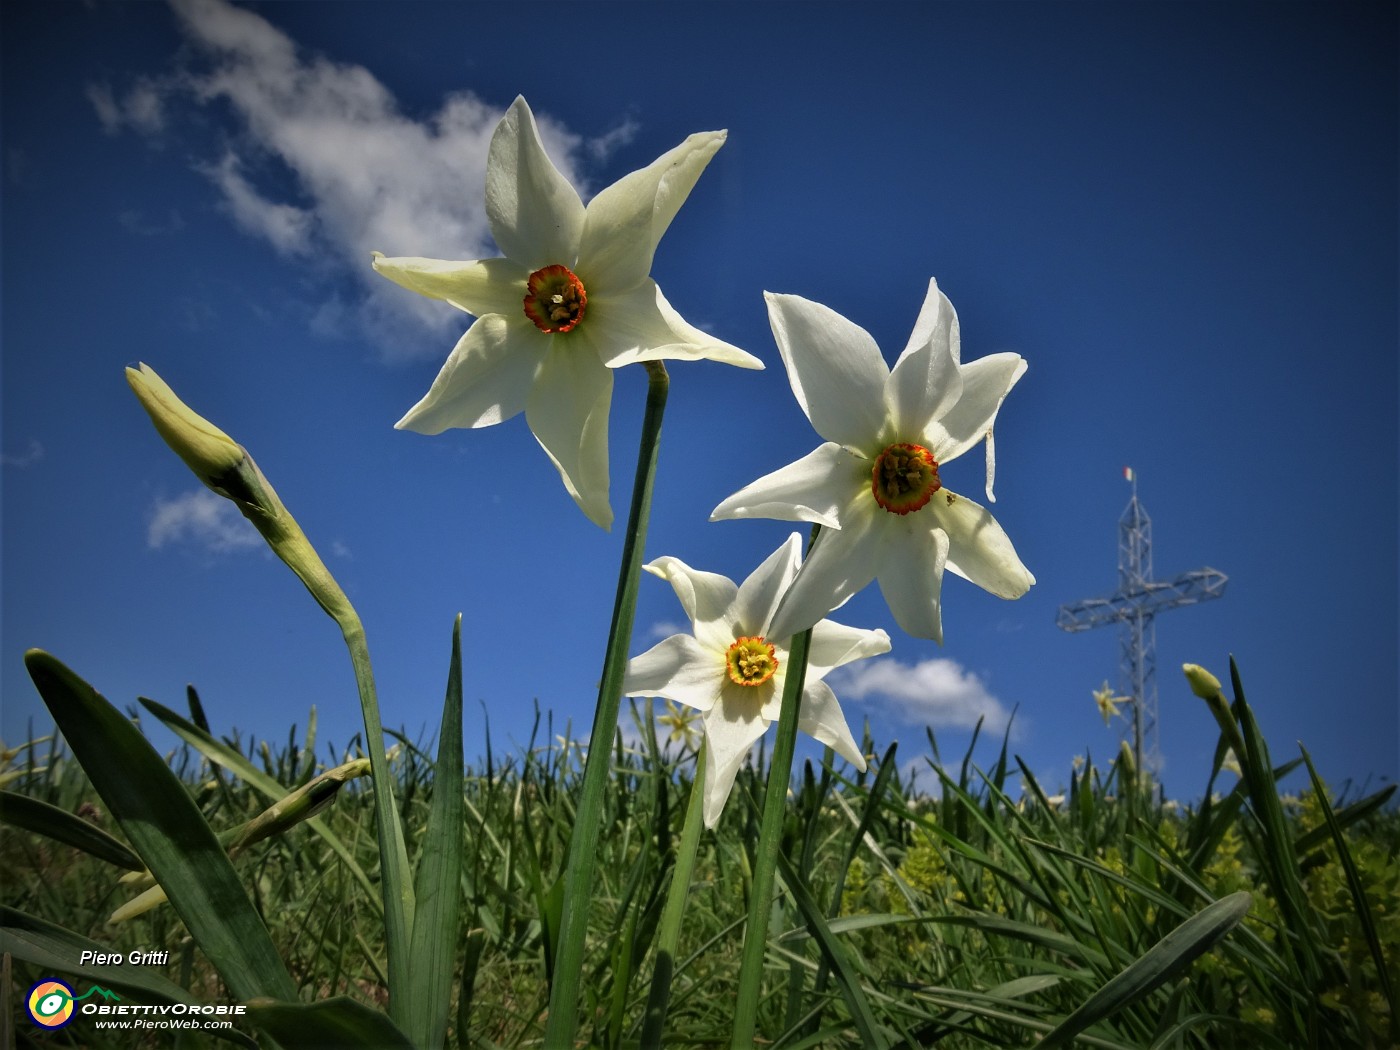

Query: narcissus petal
[[716, 280, 1032, 641], [374, 97, 755, 527]]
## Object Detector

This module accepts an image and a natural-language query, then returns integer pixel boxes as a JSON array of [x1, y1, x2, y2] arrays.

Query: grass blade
[[403, 616, 466, 1049], [246, 996, 415, 1048], [1292, 783, 1396, 857], [1225, 657, 1335, 1020], [24, 650, 297, 1003], [0, 906, 256, 1049], [775, 850, 889, 1050], [139, 695, 381, 909], [1300, 746, 1397, 1044], [0, 790, 143, 870], [1037, 890, 1252, 1050]]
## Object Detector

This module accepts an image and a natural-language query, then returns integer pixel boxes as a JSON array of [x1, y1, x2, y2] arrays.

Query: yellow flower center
[[725, 636, 778, 687], [523, 264, 587, 333], [871, 442, 941, 514]]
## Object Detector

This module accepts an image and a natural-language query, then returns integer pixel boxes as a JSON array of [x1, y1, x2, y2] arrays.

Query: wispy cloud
[[148, 488, 260, 553], [1, 439, 44, 469], [586, 117, 640, 161], [647, 620, 688, 640], [828, 656, 1014, 735], [199, 151, 314, 256], [899, 754, 937, 797], [118, 208, 186, 236], [88, 79, 166, 136], [89, 0, 637, 358]]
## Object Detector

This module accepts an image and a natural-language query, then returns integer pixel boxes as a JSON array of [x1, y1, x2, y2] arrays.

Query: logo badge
[[26, 979, 77, 1029]]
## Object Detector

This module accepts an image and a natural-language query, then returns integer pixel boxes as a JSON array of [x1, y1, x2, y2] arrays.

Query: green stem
[[124, 367, 415, 1025], [544, 362, 670, 1048], [339, 615, 414, 1029], [641, 742, 707, 1050], [731, 607, 817, 1049]]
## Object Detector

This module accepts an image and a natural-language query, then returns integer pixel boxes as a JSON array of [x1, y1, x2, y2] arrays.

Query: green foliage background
[[3, 672, 1396, 1049]]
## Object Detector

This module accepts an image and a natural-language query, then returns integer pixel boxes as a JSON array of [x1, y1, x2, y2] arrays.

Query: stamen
[[871, 442, 941, 515], [725, 636, 779, 687], [523, 264, 587, 333]]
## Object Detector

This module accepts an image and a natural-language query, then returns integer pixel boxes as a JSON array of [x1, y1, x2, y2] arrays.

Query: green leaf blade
[[403, 616, 467, 1049], [23, 649, 297, 1004], [246, 996, 415, 1049], [1038, 890, 1252, 1050], [0, 790, 144, 871]]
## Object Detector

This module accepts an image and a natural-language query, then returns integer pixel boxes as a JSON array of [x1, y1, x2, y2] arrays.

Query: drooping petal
[[394, 314, 545, 433], [485, 97, 584, 269], [578, 131, 727, 295], [930, 489, 1035, 599], [710, 443, 864, 528], [807, 620, 892, 681], [984, 427, 999, 504], [886, 279, 964, 439], [876, 519, 950, 643], [579, 280, 762, 370], [621, 634, 722, 712], [701, 699, 770, 828], [765, 498, 882, 641], [524, 342, 613, 529], [798, 679, 866, 771], [922, 353, 1026, 467], [643, 556, 739, 653], [370, 254, 529, 319], [765, 292, 890, 450], [734, 533, 803, 638]]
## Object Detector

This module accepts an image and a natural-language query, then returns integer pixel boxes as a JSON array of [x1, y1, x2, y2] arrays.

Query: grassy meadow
[[3, 663, 1397, 1049]]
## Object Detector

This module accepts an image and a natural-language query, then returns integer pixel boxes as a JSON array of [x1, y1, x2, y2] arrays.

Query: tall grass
[[3, 662, 1396, 1048]]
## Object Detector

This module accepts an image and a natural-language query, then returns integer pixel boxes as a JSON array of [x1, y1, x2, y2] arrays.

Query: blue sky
[[3, 0, 1395, 799]]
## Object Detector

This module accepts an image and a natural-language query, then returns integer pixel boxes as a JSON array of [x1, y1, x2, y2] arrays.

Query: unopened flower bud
[[1182, 663, 1224, 702], [126, 364, 245, 488], [109, 758, 372, 924], [126, 363, 353, 625], [1117, 740, 1137, 780]]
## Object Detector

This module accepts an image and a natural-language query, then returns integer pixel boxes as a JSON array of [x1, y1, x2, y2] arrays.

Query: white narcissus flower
[[622, 534, 890, 828], [655, 698, 702, 753], [1093, 681, 1127, 726], [374, 96, 762, 529], [712, 278, 1034, 643]]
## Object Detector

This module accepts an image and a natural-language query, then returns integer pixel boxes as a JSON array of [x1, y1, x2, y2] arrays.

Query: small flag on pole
[[1123, 466, 1135, 483]]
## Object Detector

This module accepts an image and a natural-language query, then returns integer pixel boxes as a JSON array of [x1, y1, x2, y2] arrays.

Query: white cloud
[[126, 82, 168, 135], [118, 208, 186, 236], [199, 151, 315, 256], [1, 439, 44, 469], [586, 117, 640, 161], [148, 488, 261, 553], [647, 619, 688, 640], [900, 754, 938, 798], [87, 82, 123, 134], [828, 656, 1013, 734], [88, 79, 166, 136], [92, 0, 637, 358]]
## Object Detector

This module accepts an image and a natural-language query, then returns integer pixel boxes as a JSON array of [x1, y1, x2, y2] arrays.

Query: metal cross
[[1057, 473, 1227, 774]]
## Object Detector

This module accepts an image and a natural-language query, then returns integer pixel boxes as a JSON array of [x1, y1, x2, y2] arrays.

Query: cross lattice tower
[[1056, 473, 1228, 773]]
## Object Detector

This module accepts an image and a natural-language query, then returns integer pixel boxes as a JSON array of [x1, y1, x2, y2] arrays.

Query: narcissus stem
[[731, 526, 820, 1049], [544, 362, 669, 1048], [125, 364, 415, 1028], [641, 741, 707, 1050]]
